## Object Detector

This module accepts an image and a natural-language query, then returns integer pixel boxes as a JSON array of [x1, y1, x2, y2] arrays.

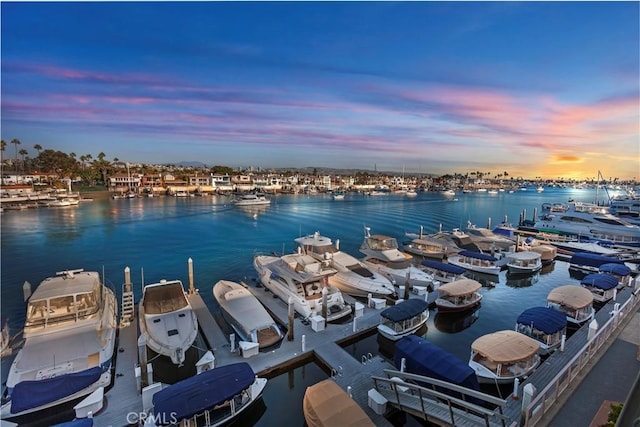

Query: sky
[[1, 2, 639, 180]]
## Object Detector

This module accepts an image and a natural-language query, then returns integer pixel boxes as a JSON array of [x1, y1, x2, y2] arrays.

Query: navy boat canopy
[[10, 367, 102, 414], [421, 260, 466, 275], [599, 263, 632, 276], [458, 250, 497, 261], [394, 335, 479, 391], [380, 299, 429, 322], [516, 307, 567, 334], [570, 252, 623, 268], [153, 362, 255, 423], [581, 273, 618, 290]]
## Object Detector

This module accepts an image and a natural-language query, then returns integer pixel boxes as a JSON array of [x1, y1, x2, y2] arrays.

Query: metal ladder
[[120, 284, 135, 326]]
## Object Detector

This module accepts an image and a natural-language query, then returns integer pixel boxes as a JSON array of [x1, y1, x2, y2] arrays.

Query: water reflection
[[434, 305, 480, 333], [506, 271, 540, 288], [540, 261, 556, 275], [463, 271, 499, 288], [235, 204, 270, 219]]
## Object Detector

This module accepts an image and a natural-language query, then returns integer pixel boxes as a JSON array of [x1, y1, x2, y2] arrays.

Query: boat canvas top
[[471, 330, 539, 363], [547, 285, 594, 309], [457, 250, 498, 262], [438, 279, 482, 297], [580, 273, 618, 290], [153, 362, 256, 422], [29, 270, 99, 302], [421, 260, 467, 275], [516, 307, 567, 334], [380, 299, 429, 322], [214, 280, 277, 333], [599, 263, 632, 276], [394, 336, 480, 390], [569, 252, 624, 268], [507, 251, 541, 261], [303, 379, 375, 427]]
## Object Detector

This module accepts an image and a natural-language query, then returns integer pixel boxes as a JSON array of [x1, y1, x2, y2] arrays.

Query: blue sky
[[2, 2, 638, 179]]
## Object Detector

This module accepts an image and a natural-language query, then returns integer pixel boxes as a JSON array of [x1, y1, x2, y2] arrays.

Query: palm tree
[[19, 148, 28, 173], [11, 138, 21, 182], [34, 144, 42, 157]]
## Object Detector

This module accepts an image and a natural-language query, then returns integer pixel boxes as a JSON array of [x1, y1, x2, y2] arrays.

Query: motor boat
[[213, 280, 283, 349], [505, 251, 542, 275], [377, 299, 429, 341], [253, 252, 352, 322], [303, 379, 375, 427], [435, 279, 483, 313], [139, 279, 198, 366], [1, 269, 117, 419], [233, 192, 271, 206], [515, 307, 567, 355], [447, 250, 502, 275], [546, 285, 595, 329], [294, 231, 396, 298]]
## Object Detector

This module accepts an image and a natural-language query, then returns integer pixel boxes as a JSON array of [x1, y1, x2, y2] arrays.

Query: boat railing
[[522, 284, 640, 426]]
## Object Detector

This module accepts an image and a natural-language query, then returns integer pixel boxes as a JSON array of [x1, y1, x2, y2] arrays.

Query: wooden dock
[[90, 279, 638, 427]]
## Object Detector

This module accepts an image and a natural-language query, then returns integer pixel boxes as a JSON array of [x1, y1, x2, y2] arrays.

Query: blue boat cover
[[10, 367, 102, 414], [421, 260, 466, 275], [599, 263, 631, 276], [570, 252, 623, 268], [458, 250, 497, 261], [394, 336, 480, 392], [153, 362, 255, 423], [52, 419, 94, 427], [581, 273, 618, 290], [516, 307, 567, 334], [380, 299, 429, 322]]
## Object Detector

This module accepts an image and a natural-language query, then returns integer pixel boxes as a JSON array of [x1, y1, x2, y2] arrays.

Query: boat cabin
[[435, 279, 482, 312], [142, 280, 189, 315], [580, 273, 618, 304], [420, 260, 467, 283], [515, 307, 567, 355], [546, 285, 594, 327], [378, 299, 429, 340]]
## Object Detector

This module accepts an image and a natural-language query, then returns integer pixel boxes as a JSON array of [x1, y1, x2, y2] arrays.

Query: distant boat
[[435, 279, 483, 313], [515, 307, 567, 355], [303, 379, 375, 427], [377, 299, 429, 341], [139, 279, 198, 365], [148, 362, 267, 426], [332, 192, 345, 200], [405, 188, 418, 197], [441, 189, 456, 197], [233, 192, 271, 206], [546, 285, 594, 329], [468, 330, 540, 384], [212, 280, 283, 349], [506, 251, 542, 275]]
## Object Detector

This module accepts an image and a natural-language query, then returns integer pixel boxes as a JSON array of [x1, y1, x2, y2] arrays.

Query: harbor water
[[0, 187, 614, 425]]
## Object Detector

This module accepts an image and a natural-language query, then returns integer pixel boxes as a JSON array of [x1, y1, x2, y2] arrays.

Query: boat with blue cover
[[419, 259, 467, 284], [147, 362, 266, 426], [1, 269, 117, 420], [568, 252, 625, 275], [377, 298, 429, 341], [515, 307, 568, 355], [599, 263, 632, 289], [580, 273, 619, 304], [447, 250, 502, 275]]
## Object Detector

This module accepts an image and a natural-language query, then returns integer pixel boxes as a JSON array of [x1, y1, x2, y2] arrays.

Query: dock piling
[[188, 257, 195, 295], [287, 297, 294, 341]]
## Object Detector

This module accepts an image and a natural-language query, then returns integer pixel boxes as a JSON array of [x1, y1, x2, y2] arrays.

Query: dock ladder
[[120, 283, 135, 326]]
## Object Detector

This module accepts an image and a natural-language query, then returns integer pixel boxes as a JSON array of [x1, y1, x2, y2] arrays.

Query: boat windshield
[[143, 282, 188, 314], [367, 236, 399, 251], [26, 286, 100, 327]]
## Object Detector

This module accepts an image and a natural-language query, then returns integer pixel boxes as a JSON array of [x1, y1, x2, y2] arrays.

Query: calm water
[[0, 187, 607, 425]]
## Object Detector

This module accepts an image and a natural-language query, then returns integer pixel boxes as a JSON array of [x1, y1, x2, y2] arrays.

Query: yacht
[[212, 280, 283, 349], [359, 226, 434, 289], [294, 231, 396, 298], [464, 222, 517, 254], [1, 269, 117, 419], [233, 192, 271, 206], [253, 252, 353, 322], [403, 226, 462, 260], [533, 201, 640, 247], [139, 279, 198, 366]]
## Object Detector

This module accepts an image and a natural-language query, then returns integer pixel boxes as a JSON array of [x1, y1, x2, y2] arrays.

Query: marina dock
[[91, 275, 639, 427]]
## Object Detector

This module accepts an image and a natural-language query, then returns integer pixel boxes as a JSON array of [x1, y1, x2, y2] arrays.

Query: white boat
[[506, 251, 542, 274], [546, 285, 595, 328], [441, 189, 456, 196], [419, 260, 467, 284], [534, 201, 640, 247], [147, 362, 266, 427], [212, 280, 283, 349], [139, 279, 198, 365], [359, 226, 434, 289], [468, 330, 540, 384], [580, 273, 618, 304], [447, 250, 501, 275], [332, 192, 345, 200], [464, 222, 517, 254], [303, 379, 375, 427], [403, 226, 462, 260], [516, 236, 557, 265], [515, 307, 567, 355], [405, 189, 418, 197], [253, 253, 353, 322], [435, 279, 482, 313], [294, 231, 396, 298], [377, 298, 429, 341], [0, 317, 10, 357], [1, 269, 117, 419], [233, 193, 271, 206]]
